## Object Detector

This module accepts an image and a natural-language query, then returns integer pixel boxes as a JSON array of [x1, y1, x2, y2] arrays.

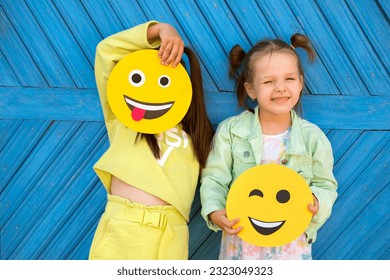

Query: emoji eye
[[249, 189, 263, 198], [276, 190, 290, 203], [158, 75, 171, 88], [128, 70, 145, 87]]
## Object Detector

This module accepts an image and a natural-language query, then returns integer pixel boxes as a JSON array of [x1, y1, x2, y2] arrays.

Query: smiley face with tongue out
[[226, 164, 313, 247], [107, 49, 192, 134]]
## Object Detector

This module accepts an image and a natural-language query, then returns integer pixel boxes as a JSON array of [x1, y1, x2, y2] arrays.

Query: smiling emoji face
[[226, 164, 313, 247], [107, 50, 192, 134]]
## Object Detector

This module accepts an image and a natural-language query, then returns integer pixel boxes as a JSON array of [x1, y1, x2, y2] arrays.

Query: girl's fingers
[[227, 226, 242, 235], [223, 217, 241, 235], [159, 39, 184, 67]]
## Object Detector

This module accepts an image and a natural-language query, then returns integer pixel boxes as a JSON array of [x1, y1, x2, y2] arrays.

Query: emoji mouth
[[124, 95, 174, 121], [248, 217, 285, 235]]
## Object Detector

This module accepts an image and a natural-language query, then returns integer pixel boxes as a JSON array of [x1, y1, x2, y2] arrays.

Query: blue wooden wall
[[0, 0, 389, 260]]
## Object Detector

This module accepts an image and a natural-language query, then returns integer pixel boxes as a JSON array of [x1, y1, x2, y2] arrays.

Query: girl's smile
[[271, 96, 290, 104]]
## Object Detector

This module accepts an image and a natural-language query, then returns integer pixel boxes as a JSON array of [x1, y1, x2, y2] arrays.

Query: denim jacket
[[200, 107, 338, 243]]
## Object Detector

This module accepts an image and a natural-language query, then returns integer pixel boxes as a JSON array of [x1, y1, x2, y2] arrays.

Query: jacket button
[[243, 151, 250, 158], [308, 239, 313, 244], [281, 159, 288, 165]]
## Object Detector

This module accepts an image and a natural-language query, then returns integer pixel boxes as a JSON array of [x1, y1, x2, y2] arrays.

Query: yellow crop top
[[93, 21, 199, 221]]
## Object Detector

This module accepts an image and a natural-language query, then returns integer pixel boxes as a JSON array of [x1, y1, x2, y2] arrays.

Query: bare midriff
[[110, 176, 169, 206]]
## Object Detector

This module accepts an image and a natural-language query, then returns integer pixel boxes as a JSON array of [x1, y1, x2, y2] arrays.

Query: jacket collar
[[231, 106, 307, 161]]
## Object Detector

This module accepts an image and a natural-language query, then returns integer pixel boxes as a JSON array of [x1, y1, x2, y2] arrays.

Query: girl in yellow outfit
[[89, 21, 213, 260]]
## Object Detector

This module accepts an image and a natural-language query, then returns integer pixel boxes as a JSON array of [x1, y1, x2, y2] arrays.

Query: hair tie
[[290, 44, 295, 50]]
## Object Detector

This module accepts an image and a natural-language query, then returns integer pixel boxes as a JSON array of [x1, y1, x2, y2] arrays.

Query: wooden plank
[[193, 0, 254, 92], [246, 0, 341, 95], [167, 0, 233, 91], [37, 132, 107, 259], [0, 120, 22, 153], [377, 0, 390, 22], [8, 124, 107, 259], [40, 182, 106, 259], [25, 0, 95, 89], [52, 0, 103, 65], [332, 131, 390, 198], [313, 137, 390, 259], [189, 212, 215, 258], [352, 219, 389, 260], [314, 131, 390, 257], [0, 88, 102, 121], [346, 0, 390, 69], [205, 92, 390, 130], [195, 0, 252, 51], [140, 0, 218, 92], [81, 0, 125, 38], [319, 183, 389, 259], [190, 231, 221, 260], [299, 95, 390, 130], [286, 0, 369, 95], [66, 189, 107, 260], [0, 4, 48, 87], [317, 0, 390, 96], [326, 130, 362, 164], [2, 122, 102, 259], [108, 0, 147, 28], [226, 0, 275, 44], [1, 88, 389, 129], [0, 120, 52, 189], [107, 0, 217, 92], [0, 122, 81, 241], [67, 210, 104, 260], [0, 50, 21, 86]]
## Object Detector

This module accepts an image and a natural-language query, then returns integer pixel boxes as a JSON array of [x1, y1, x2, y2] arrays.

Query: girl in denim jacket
[[200, 35, 337, 260]]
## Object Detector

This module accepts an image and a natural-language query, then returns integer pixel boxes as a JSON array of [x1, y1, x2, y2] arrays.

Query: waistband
[[104, 194, 186, 229]]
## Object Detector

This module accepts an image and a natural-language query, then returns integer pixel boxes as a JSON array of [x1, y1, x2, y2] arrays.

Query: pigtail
[[229, 44, 246, 78], [181, 47, 213, 169], [228, 45, 253, 111], [290, 34, 316, 62]]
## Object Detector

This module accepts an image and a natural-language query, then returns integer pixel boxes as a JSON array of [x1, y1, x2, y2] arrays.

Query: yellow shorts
[[89, 194, 188, 260]]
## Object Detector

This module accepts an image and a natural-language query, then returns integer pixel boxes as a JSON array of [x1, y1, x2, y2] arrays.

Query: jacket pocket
[[231, 139, 256, 178]]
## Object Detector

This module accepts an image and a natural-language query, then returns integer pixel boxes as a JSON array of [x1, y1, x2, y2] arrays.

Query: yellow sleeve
[[94, 20, 160, 142]]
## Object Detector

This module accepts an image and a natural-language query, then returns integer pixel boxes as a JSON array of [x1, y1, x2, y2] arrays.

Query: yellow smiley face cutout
[[226, 164, 313, 247], [107, 50, 192, 134]]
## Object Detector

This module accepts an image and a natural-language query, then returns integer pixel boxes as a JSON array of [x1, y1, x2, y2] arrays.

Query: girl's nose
[[275, 83, 286, 92]]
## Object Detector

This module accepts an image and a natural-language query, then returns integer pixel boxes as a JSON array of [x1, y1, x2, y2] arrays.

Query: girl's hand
[[147, 22, 184, 67], [308, 194, 319, 216], [209, 209, 242, 235], [157, 23, 184, 67]]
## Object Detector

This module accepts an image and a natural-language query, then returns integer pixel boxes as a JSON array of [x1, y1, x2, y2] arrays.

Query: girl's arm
[[94, 21, 184, 141], [306, 133, 338, 242], [200, 119, 237, 232]]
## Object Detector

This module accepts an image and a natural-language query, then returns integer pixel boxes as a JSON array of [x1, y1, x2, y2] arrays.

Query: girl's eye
[[263, 81, 273, 84], [128, 70, 145, 87], [286, 77, 295, 81], [158, 75, 171, 88]]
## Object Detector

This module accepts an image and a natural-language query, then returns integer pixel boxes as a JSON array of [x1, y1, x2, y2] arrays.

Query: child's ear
[[299, 75, 304, 92], [244, 82, 256, 100]]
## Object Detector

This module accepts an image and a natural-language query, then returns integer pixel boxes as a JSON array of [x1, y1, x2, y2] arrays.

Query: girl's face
[[245, 52, 303, 118]]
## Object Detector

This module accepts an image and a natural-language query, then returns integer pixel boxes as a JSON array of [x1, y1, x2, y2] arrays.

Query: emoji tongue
[[131, 107, 146, 121]]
